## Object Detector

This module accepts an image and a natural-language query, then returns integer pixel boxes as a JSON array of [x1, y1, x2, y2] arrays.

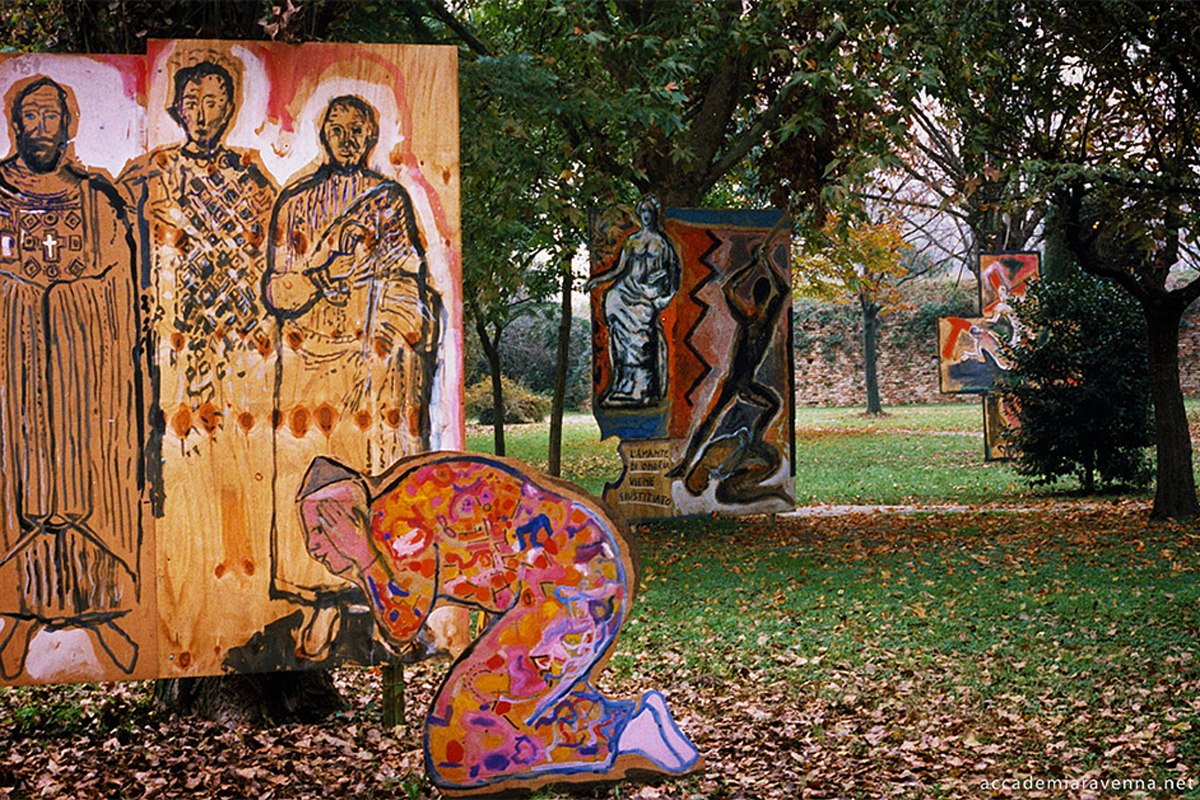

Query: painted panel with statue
[[588, 203, 795, 520]]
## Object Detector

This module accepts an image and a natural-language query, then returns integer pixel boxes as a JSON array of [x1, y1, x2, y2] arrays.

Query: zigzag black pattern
[[682, 228, 722, 406]]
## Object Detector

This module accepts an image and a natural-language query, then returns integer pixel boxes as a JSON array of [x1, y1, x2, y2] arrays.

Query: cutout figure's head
[[11, 78, 71, 174], [320, 95, 378, 172], [169, 61, 235, 153], [298, 458, 373, 576]]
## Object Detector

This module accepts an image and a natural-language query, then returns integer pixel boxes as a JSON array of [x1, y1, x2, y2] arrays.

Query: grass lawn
[[3, 403, 1199, 799], [468, 400, 1190, 504], [605, 507, 1200, 798], [465, 413, 620, 497]]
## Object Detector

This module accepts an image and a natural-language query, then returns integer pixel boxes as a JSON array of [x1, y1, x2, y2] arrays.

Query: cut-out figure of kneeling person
[[296, 452, 701, 796]]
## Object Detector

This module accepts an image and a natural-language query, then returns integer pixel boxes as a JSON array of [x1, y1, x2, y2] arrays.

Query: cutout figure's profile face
[[178, 74, 232, 151], [322, 104, 372, 170], [15, 84, 68, 173], [299, 477, 373, 576], [305, 520, 358, 575]]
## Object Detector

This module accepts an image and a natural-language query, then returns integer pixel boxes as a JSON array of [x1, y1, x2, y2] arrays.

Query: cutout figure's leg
[[616, 690, 700, 773], [427, 567, 699, 794], [741, 381, 782, 442], [713, 440, 792, 506], [684, 429, 749, 495], [426, 591, 626, 792]]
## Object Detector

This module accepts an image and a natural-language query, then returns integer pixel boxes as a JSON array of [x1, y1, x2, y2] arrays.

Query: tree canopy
[[6, 0, 1199, 517], [898, 0, 1200, 518]]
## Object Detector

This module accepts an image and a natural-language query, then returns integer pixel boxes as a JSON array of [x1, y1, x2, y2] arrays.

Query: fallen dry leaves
[[1, 502, 1197, 799]]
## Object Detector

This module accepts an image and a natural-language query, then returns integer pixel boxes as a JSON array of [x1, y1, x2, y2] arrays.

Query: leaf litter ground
[[2, 501, 1198, 799]]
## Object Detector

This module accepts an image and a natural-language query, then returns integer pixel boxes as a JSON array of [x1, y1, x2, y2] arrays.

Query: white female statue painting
[[586, 195, 680, 408]]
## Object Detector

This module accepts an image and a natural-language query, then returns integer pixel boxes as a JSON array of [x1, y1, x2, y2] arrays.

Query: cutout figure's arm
[[358, 550, 438, 649], [762, 251, 789, 321]]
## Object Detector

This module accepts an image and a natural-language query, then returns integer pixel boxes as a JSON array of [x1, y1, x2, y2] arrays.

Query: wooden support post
[[382, 663, 405, 728]]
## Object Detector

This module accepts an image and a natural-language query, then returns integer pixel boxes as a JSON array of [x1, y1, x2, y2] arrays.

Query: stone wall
[[793, 295, 1200, 408]]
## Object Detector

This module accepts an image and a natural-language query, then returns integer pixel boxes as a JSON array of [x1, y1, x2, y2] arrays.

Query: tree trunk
[[861, 296, 883, 415], [548, 263, 572, 477], [1143, 299, 1199, 519], [475, 317, 506, 457], [154, 671, 345, 728]]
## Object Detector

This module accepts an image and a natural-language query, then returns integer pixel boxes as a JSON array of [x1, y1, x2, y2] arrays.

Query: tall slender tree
[[932, 0, 1200, 519]]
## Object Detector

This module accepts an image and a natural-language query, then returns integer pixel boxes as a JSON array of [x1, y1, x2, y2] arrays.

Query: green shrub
[[465, 376, 552, 425], [1002, 270, 1153, 492], [464, 304, 593, 413]]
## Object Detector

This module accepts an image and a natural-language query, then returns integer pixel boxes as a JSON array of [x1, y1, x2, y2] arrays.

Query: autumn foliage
[[794, 215, 916, 414], [794, 215, 913, 307]]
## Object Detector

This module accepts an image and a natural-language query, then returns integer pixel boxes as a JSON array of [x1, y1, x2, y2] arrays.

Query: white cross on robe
[[41, 232, 59, 261]]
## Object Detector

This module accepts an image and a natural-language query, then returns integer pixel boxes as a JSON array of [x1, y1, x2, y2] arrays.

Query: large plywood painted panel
[[0, 42, 463, 687], [135, 41, 461, 678]]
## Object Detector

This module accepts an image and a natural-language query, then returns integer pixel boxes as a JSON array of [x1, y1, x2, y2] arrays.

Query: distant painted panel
[[938, 316, 1010, 394], [983, 393, 1019, 461], [980, 251, 1038, 313], [938, 252, 1039, 396]]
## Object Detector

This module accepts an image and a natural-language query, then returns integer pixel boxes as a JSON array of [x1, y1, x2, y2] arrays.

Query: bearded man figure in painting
[[0, 76, 142, 680]]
